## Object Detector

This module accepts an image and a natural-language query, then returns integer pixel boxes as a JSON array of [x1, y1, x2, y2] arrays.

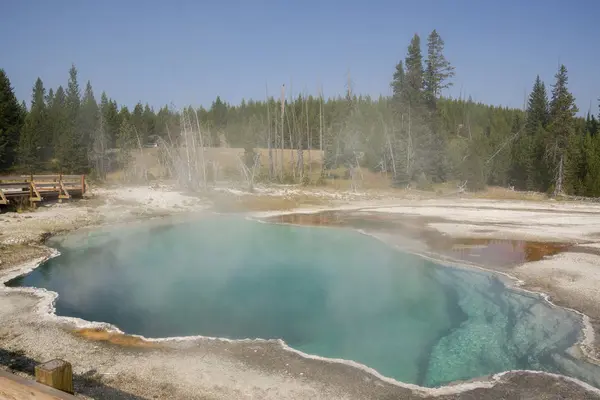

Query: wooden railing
[[0, 174, 86, 206]]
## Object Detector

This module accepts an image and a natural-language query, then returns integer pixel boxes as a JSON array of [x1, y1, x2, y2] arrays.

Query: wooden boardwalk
[[0, 175, 86, 207], [0, 369, 77, 400]]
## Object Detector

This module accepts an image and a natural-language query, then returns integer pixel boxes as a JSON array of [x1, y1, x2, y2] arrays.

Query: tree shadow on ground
[[0, 347, 149, 399]]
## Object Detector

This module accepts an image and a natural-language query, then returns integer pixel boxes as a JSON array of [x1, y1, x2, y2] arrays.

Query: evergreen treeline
[[1, 29, 598, 194]]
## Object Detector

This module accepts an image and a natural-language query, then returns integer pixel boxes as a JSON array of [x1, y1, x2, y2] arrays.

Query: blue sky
[[2, 0, 599, 114]]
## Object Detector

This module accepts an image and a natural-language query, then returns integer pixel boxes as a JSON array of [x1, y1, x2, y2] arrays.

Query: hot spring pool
[[8, 215, 600, 388]]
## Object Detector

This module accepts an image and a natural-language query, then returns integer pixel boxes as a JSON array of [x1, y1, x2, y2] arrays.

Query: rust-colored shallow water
[[266, 211, 570, 267]]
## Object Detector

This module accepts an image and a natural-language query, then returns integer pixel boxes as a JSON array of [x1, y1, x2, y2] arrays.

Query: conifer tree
[[391, 60, 405, 103], [18, 78, 47, 172], [462, 136, 486, 191], [547, 65, 578, 194], [42, 88, 55, 160], [117, 117, 137, 170], [66, 65, 81, 125], [424, 30, 455, 106], [131, 102, 146, 141], [512, 76, 550, 190], [100, 94, 120, 148], [586, 112, 598, 137], [46, 88, 54, 108], [143, 104, 156, 140], [80, 81, 99, 155], [99, 93, 110, 137], [583, 132, 600, 196], [526, 76, 550, 134], [0, 69, 24, 171], [403, 34, 425, 107], [91, 110, 108, 180], [57, 64, 87, 172], [49, 86, 67, 169], [119, 106, 131, 123], [210, 96, 228, 131]]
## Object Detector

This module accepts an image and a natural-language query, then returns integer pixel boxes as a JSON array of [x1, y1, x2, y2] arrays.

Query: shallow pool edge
[[1, 215, 599, 397]]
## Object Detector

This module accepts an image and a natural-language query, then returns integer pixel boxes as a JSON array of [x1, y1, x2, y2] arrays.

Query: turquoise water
[[8, 215, 600, 387]]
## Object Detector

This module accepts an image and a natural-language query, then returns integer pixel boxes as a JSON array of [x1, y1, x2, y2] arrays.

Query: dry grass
[[205, 147, 323, 167], [120, 147, 325, 184], [134, 147, 323, 171], [115, 147, 558, 203], [209, 193, 327, 213], [468, 186, 549, 201]]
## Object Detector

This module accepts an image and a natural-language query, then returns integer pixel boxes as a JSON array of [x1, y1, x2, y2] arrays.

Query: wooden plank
[[0, 183, 28, 188], [34, 185, 61, 189], [0, 369, 77, 399], [28, 175, 61, 179], [34, 360, 73, 395], [0, 189, 7, 205], [29, 182, 42, 203], [58, 181, 70, 200]]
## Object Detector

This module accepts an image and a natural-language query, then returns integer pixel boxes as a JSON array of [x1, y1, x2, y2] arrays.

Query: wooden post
[[35, 359, 74, 394], [81, 174, 86, 195]]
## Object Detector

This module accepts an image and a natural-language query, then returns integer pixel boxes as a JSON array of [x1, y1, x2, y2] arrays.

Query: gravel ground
[[1, 186, 600, 399]]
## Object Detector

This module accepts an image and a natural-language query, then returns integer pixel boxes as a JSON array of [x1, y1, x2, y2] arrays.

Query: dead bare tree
[[181, 111, 192, 186], [90, 112, 108, 180], [156, 107, 210, 191], [266, 83, 274, 179], [305, 92, 311, 175], [555, 154, 564, 196], [285, 102, 296, 179], [319, 85, 324, 153], [383, 114, 396, 180], [237, 152, 261, 192], [193, 109, 207, 190], [280, 84, 285, 181]]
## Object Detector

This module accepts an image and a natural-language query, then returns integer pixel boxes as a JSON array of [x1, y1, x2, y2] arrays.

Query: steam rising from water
[[8, 215, 600, 388]]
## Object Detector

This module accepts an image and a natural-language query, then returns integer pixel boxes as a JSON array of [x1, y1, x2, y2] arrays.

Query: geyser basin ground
[[8, 215, 600, 388]]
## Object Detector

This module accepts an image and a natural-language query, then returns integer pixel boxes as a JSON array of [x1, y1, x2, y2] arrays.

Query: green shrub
[[301, 174, 310, 186], [416, 172, 434, 191]]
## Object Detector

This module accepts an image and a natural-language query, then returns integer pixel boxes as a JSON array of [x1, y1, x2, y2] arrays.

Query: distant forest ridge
[[1, 30, 599, 196]]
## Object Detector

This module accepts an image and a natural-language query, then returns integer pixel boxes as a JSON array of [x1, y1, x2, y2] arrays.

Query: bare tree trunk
[[288, 86, 298, 180], [297, 109, 304, 180], [194, 109, 207, 190], [555, 153, 564, 196], [319, 89, 325, 176], [287, 107, 295, 179], [91, 113, 108, 180], [266, 83, 274, 179], [182, 113, 192, 186], [385, 123, 396, 179], [274, 107, 279, 175], [407, 105, 412, 174], [133, 127, 147, 183], [237, 153, 260, 192], [306, 93, 311, 176], [319, 86, 324, 154], [280, 84, 285, 181], [187, 111, 199, 189]]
